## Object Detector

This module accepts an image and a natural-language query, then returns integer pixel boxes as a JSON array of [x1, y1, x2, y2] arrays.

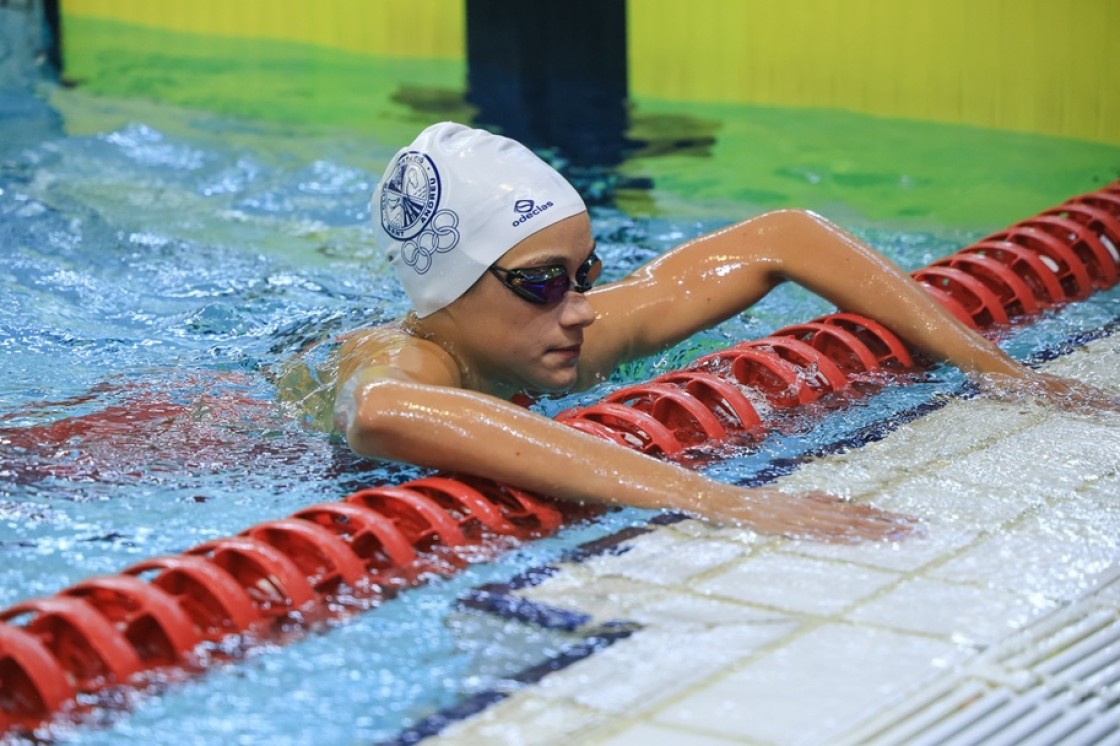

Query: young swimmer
[[285, 122, 1114, 541]]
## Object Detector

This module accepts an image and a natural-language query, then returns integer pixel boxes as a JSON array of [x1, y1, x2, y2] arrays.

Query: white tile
[[1044, 480, 1120, 541], [946, 419, 1117, 497], [784, 523, 978, 573], [517, 573, 784, 629], [1028, 416, 1120, 473], [1084, 570, 1120, 608], [867, 397, 1040, 463], [595, 721, 747, 746], [696, 553, 899, 616], [1043, 334, 1120, 388], [847, 576, 1057, 645], [430, 694, 604, 746], [435, 333, 1120, 745], [775, 448, 906, 499], [516, 572, 663, 626], [871, 470, 1036, 529], [580, 529, 748, 586], [661, 516, 767, 548], [534, 622, 800, 714], [779, 398, 1043, 498], [655, 623, 965, 745], [1081, 469, 1120, 503], [930, 509, 1120, 601], [624, 591, 789, 627]]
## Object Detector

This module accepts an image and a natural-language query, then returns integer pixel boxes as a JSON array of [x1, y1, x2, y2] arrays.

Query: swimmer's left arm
[[587, 209, 1120, 412], [590, 209, 1014, 373]]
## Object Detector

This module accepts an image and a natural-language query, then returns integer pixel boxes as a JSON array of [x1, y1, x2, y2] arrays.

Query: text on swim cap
[[512, 200, 555, 228]]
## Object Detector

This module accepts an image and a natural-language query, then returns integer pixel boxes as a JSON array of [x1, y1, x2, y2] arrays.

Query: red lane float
[[124, 555, 264, 639], [2, 180, 1119, 736], [654, 371, 763, 432]]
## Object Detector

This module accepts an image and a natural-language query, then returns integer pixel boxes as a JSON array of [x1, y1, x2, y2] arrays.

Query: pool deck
[[428, 330, 1120, 746]]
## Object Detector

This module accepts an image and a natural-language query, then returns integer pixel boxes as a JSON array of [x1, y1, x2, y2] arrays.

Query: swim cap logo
[[381, 150, 460, 274], [511, 199, 555, 228], [381, 151, 440, 240], [400, 210, 460, 274]]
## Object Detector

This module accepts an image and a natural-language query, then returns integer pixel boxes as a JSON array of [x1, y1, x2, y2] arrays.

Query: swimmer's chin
[[523, 373, 580, 396]]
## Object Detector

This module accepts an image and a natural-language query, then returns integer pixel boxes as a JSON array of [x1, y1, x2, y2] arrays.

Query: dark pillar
[[465, 0, 629, 167], [42, 0, 60, 74]]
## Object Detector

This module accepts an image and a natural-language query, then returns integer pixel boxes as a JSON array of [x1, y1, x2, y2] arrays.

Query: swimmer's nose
[[559, 290, 596, 329]]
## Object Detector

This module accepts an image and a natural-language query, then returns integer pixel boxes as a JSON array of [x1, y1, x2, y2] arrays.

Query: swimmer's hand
[[686, 487, 918, 544], [976, 369, 1120, 417]]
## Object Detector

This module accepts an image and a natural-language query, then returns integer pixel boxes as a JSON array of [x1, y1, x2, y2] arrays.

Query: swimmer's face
[[441, 212, 597, 396]]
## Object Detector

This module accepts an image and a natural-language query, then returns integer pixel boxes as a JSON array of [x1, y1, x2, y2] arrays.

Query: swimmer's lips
[[546, 344, 582, 363]]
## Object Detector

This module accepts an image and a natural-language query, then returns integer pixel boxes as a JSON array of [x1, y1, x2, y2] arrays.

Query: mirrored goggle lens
[[576, 254, 602, 289], [505, 253, 602, 304], [512, 268, 571, 304]]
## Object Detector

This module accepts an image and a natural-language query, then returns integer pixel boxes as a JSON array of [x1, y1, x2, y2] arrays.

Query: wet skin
[[327, 210, 1119, 542]]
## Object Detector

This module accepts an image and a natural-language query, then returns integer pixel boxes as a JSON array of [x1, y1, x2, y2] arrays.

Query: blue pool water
[[3, 77, 1120, 744]]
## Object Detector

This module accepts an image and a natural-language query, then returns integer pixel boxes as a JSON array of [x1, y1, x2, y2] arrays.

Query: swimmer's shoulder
[[336, 322, 462, 389]]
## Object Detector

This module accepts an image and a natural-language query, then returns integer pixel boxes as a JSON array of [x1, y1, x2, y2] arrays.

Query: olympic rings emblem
[[400, 209, 461, 274]]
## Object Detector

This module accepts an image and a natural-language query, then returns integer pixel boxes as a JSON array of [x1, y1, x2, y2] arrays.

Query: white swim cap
[[372, 122, 587, 317]]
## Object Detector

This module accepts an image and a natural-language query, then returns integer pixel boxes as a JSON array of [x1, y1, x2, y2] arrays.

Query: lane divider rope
[[2, 181, 1118, 736]]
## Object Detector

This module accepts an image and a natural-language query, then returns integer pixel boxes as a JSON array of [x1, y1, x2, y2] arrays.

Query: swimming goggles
[[489, 251, 602, 305]]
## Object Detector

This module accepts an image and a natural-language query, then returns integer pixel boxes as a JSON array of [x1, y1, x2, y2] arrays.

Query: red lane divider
[[186, 537, 318, 617], [2, 180, 1119, 736], [62, 575, 201, 668], [291, 502, 419, 582], [557, 401, 684, 455], [812, 313, 916, 370], [1024, 215, 1118, 288], [124, 555, 264, 639], [913, 264, 1013, 327], [958, 242, 1069, 309], [988, 225, 1096, 300], [743, 337, 852, 394], [1, 597, 144, 692], [0, 623, 76, 733], [605, 382, 729, 442], [930, 254, 1040, 317], [771, 322, 889, 374], [241, 519, 370, 594], [692, 344, 811, 406], [654, 371, 763, 432]]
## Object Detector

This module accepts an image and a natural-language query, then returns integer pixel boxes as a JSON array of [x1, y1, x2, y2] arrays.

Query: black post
[[465, 0, 629, 167], [42, 0, 60, 74]]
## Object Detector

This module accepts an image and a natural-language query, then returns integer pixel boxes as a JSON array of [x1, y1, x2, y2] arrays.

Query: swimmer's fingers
[[698, 490, 919, 544], [1040, 374, 1120, 416], [977, 370, 1120, 417], [780, 492, 921, 544]]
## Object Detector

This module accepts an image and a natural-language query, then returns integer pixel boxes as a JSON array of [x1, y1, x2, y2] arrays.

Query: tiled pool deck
[[429, 331, 1120, 745]]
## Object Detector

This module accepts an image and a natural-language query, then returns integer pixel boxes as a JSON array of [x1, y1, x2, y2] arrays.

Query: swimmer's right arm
[[334, 374, 915, 543]]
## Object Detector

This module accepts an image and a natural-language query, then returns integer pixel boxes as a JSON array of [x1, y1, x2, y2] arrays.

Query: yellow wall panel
[[628, 0, 1119, 145], [59, 0, 1117, 144], [63, 0, 465, 60]]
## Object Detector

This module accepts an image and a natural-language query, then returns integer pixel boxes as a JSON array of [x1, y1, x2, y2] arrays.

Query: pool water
[[3, 72, 1120, 744]]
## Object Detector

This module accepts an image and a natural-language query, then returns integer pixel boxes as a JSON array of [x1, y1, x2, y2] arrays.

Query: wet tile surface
[[427, 333, 1120, 745], [654, 624, 965, 745]]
